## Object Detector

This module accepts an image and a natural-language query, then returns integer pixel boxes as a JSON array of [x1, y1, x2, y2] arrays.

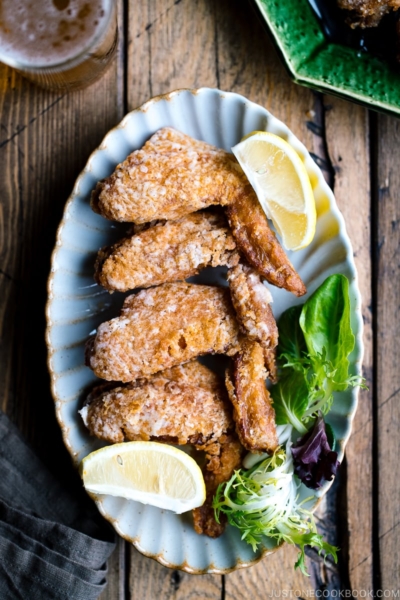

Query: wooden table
[[1, 0, 398, 597]]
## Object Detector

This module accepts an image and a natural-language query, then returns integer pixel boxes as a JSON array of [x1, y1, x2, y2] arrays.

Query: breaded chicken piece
[[81, 362, 244, 538], [91, 127, 252, 223], [228, 262, 278, 382], [81, 361, 233, 446], [95, 211, 239, 292], [226, 191, 306, 297], [86, 282, 240, 382], [193, 433, 244, 538], [337, 0, 400, 28], [225, 338, 278, 453]]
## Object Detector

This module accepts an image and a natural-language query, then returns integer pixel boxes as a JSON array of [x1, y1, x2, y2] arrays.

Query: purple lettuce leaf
[[291, 415, 340, 489]]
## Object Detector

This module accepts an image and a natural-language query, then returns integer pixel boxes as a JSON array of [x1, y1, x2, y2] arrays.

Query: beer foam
[[0, 0, 111, 67]]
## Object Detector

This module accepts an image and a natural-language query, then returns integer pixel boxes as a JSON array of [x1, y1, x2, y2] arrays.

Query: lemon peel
[[232, 131, 316, 251], [81, 441, 206, 514]]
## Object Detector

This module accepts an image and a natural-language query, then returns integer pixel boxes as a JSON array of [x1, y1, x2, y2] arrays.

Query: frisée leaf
[[213, 445, 338, 575]]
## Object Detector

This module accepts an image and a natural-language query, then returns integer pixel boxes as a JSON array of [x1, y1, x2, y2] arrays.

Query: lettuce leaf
[[271, 370, 309, 434], [299, 274, 355, 392], [277, 305, 307, 362], [271, 275, 365, 432]]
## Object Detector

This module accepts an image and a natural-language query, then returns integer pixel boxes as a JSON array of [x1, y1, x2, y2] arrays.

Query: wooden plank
[[0, 13, 124, 453], [125, 2, 223, 596], [323, 97, 373, 591], [227, 94, 373, 595], [125, 0, 354, 593], [0, 2, 126, 596], [215, 0, 315, 149], [217, 0, 333, 593], [127, 0, 218, 109], [100, 539, 127, 600], [225, 546, 313, 599], [375, 114, 400, 591], [128, 547, 222, 599]]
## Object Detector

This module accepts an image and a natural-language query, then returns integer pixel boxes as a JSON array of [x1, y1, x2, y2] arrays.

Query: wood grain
[[1, 0, 393, 596], [215, 0, 315, 148], [126, 4, 221, 592], [0, 3, 125, 596], [375, 114, 400, 591], [225, 546, 313, 598], [0, 33, 124, 454], [100, 539, 127, 600], [128, 547, 222, 599], [123, 0, 365, 594], [124, 0, 316, 590], [127, 0, 218, 109], [216, 1, 325, 591], [324, 97, 373, 591]]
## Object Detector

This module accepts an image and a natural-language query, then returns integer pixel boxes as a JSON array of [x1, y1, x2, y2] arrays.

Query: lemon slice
[[232, 131, 316, 251], [80, 441, 206, 514]]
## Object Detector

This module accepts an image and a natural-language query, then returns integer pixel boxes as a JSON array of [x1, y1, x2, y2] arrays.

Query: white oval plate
[[46, 88, 363, 574]]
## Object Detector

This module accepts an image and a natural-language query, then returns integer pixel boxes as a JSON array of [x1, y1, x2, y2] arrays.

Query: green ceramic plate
[[250, 0, 400, 117]]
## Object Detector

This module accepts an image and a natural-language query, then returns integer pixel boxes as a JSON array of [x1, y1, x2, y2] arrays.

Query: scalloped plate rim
[[45, 87, 364, 574]]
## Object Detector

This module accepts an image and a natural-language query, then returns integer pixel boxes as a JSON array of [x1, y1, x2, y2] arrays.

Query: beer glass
[[0, 1, 118, 91]]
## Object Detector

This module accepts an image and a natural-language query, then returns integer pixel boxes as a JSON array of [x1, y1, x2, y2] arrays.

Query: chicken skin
[[193, 433, 244, 538], [91, 127, 252, 223], [86, 282, 240, 382], [225, 338, 278, 453], [83, 126, 304, 540], [81, 361, 245, 538], [337, 0, 400, 28], [226, 190, 306, 297], [227, 262, 279, 382], [81, 361, 233, 446], [91, 126, 305, 297], [95, 211, 239, 292]]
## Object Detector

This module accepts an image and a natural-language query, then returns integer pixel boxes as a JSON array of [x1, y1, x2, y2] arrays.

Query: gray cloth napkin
[[0, 410, 116, 600]]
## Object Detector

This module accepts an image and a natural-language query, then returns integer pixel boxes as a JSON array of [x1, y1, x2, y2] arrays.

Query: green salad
[[213, 274, 366, 575]]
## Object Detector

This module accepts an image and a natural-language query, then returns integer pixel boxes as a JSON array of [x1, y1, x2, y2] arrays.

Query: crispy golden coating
[[225, 338, 278, 453], [82, 363, 243, 539], [228, 262, 278, 382], [91, 127, 252, 223], [86, 282, 241, 382], [226, 191, 307, 297], [81, 361, 233, 446], [337, 0, 400, 27], [95, 211, 239, 292], [193, 433, 244, 538]]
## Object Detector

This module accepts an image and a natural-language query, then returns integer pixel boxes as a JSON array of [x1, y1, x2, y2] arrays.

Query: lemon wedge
[[80, 441, 206, 514], [232, 131, 316, 251]]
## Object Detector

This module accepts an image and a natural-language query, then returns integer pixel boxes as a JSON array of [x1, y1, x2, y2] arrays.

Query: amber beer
[[0, 0, 117, 91]]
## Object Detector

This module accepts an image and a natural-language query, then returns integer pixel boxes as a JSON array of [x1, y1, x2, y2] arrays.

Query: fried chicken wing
[[91, 127, 252, 223], [193, 433, 244, 538], [95, 211, 239, 292], [86, 282, 240, 382], [81, 361, 233, 446], [228, 262, 278, 382], [82, 362, 244, 538], [225, 338, 278, 453], [337, 0, 400, 28], [226, 191, 306, 297]]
